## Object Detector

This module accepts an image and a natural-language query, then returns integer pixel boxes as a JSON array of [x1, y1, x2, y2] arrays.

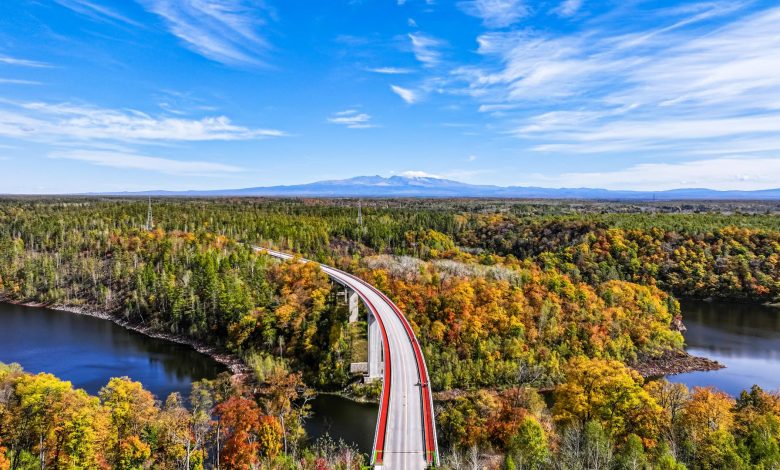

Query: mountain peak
[[95, 175, 780, 200]]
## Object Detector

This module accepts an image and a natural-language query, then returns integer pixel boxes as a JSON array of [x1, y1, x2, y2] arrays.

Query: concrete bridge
[[256, 248, 439, 469]]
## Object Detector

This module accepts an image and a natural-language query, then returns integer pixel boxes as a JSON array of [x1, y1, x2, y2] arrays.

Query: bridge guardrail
[[257, 247, 439, 468], [343, 272, 439, 467]]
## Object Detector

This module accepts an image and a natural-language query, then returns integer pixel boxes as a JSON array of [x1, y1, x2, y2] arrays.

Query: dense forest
[[4, 357, 780, 469], [0, 197, 779, 469], [0, 362, 363, 470]]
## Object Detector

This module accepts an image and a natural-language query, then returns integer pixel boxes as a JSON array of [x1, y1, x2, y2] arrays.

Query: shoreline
[[0, 297, 249, 378], [317, 390, 379, 405], [630, 349, 724, 378], [1, 298, 725, 398]]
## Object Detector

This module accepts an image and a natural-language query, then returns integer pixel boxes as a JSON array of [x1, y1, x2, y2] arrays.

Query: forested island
[[1, 197, 779, 469]]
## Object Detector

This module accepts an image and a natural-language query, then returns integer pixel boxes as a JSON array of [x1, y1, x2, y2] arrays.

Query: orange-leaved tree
[[215, 396, 261, 469]]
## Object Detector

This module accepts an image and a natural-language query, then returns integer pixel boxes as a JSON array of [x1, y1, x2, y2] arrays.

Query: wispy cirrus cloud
[[458, 0, 528, 28], [54, 0, 142, 26], [553, 0, 583, 17], [327, 110, 375, 129], [0, 56, 52, 68], [367, 67, 414, 75], [138, 0, 273, 67], [520, 157, 780, 191], [408, 33, 444, 67], [49, 150, 241, 175], [0, 101, 285, 142], [390, 85, 419, 104], [0, 78, 42, 85], [453, 3, 780, 160]]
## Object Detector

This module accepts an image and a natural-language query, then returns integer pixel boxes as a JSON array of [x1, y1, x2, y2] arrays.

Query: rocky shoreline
[[631, 349, 724, 378], [1, 298, 725, 395], [0, 297, 249, 378]]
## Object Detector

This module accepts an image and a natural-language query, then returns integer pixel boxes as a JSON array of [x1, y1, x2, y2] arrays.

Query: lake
[[307, 394, 378, 453], [0, 301, 226, 399], [671, 299, 780, 396], [9, 298, 775, 452], [0, 301, 377, 453]]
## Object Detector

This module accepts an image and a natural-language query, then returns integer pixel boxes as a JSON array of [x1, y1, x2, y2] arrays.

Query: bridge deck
[[257, 248, 438, 469]]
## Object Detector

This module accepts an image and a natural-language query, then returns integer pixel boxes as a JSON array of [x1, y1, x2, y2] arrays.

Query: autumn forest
[[1, 198, 779, 469]]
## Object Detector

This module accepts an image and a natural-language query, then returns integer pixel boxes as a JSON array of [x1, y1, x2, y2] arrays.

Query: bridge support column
[[347, 288, 360, 323], [367, 310, 383, 381]]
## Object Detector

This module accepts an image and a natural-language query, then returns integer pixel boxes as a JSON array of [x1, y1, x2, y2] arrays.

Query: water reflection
[[0, 302, 378, 453], [671, 300, 780, 396], [0, 302, 225, 400], [306, 394, 378, 454]]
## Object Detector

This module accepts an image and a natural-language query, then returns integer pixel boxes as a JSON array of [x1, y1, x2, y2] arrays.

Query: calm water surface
[[307, 394, 377, 454], [3, 299, 778, 448], [0, 302, 226, 399], [0, 301, 376, 452], [671, 300, 780, 396]]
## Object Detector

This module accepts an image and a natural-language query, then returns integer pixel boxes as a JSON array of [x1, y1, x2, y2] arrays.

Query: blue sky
[[1, 0, 779, 193]]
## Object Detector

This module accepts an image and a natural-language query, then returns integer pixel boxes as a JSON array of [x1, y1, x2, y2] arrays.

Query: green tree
[[616, 434, 648, 470], [504, 454, 516, 470], [508, 416, 548, 469], [584, 421, 613, 470]]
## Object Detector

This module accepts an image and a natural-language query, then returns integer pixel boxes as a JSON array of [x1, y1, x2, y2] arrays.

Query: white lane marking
[[259, 249, 429, 468]]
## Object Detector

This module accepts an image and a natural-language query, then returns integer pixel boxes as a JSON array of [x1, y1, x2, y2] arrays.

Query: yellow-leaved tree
[[553, 357, 662, 444]]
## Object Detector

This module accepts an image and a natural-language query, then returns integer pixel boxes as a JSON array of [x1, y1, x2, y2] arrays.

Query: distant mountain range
[[97, 175, 780, 200]]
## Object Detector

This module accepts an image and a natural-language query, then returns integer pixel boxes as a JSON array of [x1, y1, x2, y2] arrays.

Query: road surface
[[256, 248, 438, 469]]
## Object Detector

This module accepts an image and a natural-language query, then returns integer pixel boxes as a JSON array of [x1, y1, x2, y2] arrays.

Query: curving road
[[256, 248, 439, 469]]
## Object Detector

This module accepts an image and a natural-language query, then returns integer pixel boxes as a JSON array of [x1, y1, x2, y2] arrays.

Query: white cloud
[[478, 103, 522, 113], [465, 3, 767, 105], [138, 0, 273, 67], [553, 0, 583, 17], [54, 0, 141, 26], [0, 78, 42, 85], [390, 85, 419, 104], [327, 110, 374, 129], [0, 101, 285, 142], [454, 4, 780, 159], [531, 115, 780, 144], [368, 67, 413, 75], [408, 33, 443, 67], [49, 150, 241, 175], [459, 0, 528, 28], [520, 157, 780, 191], [467, 155, 477, 161], [0, 57, 51, 68]]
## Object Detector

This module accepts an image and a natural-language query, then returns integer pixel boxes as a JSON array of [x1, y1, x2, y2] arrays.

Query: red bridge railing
[[345, 272, 440, 467], [257, 248, 438, 467], [357, 290, 392, 466]]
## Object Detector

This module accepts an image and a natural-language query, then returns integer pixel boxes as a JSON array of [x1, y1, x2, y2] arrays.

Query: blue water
[[0, 302, 225, 400], [671, 300, 780, 396], [0, 301, 377, 453]]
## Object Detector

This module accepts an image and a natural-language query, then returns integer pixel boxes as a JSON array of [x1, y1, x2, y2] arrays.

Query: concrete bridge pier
[[347, 287, 360, 323], [367, 310, 384, 380]]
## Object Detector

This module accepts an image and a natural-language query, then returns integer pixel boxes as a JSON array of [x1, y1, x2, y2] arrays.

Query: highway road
[[256, 248, 438, 469]]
